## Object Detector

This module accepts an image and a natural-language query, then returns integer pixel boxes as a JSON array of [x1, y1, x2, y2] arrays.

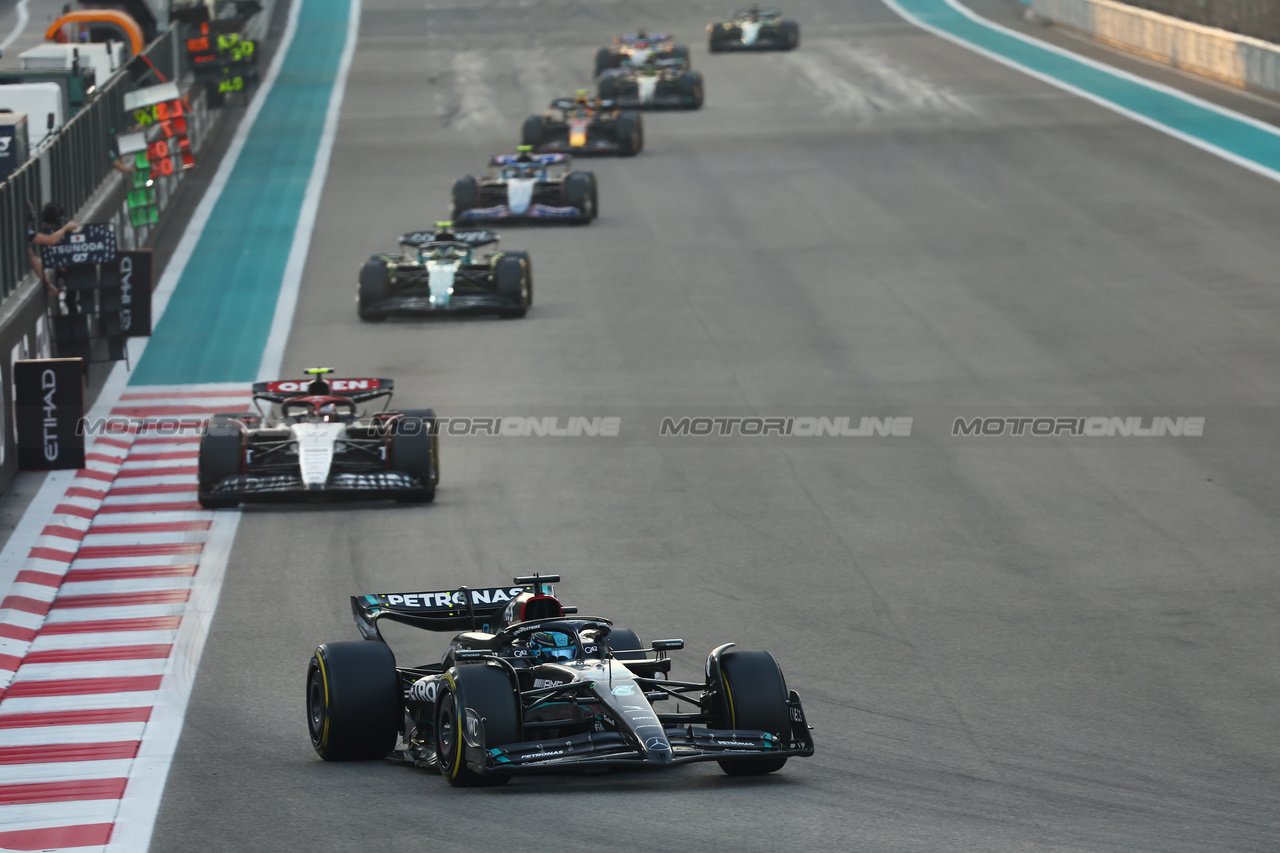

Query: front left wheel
[[495, 251, 532, 318], [307, 641, 401, 761], [714, 649, 791, 776], [436, 665, 521, 786], [197, 416, 243, 508]]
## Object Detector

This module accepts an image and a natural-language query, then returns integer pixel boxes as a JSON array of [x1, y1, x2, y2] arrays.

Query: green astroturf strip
[[130, 0, 350, 385]]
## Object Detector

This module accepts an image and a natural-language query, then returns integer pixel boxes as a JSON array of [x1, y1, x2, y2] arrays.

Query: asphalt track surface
[[150, 0, 1280, 850]]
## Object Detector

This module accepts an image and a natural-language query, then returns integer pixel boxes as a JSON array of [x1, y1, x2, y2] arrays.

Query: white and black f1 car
[[452, 149, 598, 224], [523, 94, 643, 157], [708, 6, 799, 51], [597, 65, 704, 110], [197, 369, 439, 508], [306, 575, 814, 785], [357, 224, 531, 321], [594, 31, 690, 76]]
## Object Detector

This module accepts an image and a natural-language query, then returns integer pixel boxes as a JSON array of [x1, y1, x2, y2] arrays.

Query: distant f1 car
[[708, 6, 799, 51], [306, 574, 814, 785], [197, 368, 439, 508], [452, 148, 598, 224], [597, 65, 704, 110], [594, 31, 690, 76], [522, 93, 643, 157], [357, 224, 532, 321]]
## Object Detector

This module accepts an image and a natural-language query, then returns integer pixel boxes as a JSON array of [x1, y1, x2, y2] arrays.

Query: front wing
[[458, 203, 588, 223], [464, 690, 814, 775], [713, 29, 792, 50], [208, 470, 424, 501], [610, 89, 698, 110]]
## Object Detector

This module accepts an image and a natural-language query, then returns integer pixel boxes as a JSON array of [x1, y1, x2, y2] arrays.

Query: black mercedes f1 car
[[708, 6, 799, 52], [197, 368, 439, 507], [522, 94, 643, 157], [357, 224, 532, 321], [597, 66, 704, 110], [306, 575, 814, 785]]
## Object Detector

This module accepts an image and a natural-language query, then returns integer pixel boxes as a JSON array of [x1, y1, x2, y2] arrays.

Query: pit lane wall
[[1030, 0, 1280, 93]]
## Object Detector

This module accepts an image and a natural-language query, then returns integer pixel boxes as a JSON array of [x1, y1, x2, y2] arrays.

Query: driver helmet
[[528, 630, 576, 662], [432, 220, 457, 242], [574, 88, 591, 107], [319, 402, 338, 421], [747, 4, 760, 20], [521, 165, 537, 178]]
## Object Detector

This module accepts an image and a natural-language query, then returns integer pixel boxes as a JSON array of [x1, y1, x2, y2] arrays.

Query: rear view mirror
[[651, 639, 683, 651]]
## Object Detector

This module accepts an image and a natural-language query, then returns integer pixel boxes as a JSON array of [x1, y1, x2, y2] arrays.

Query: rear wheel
[[390, 409, 438, 503], [616, 112, 642, 156], [594, 46, 617, 77], [680, 71, 704, 109], [436, 665, 520, 786], [495, 251, 531, 318], [452, 175, 481, 218], [708, 23, 729, 52], [597, 74, 618, 102], [563, 172, 596, 222], [779, 20, 799, 49], [667, 44, 691, 69], [715, 649, 791, 775], [197, 416, 243, 509], [521, 114, 545, 147], [358, 257, 390, 322], [307, 641, 401, 761]]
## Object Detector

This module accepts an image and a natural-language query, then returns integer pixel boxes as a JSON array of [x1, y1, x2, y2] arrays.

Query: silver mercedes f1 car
[[306, 574, 814, 785]]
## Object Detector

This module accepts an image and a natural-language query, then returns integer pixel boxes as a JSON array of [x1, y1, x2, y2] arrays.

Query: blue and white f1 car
[[452, 149, 598, 225]]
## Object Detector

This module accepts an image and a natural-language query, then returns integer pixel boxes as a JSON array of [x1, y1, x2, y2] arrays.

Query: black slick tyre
[[716, 649, 790, 775], [521, 115, 546, 147], [597, 75, 619, 102], [197, 416, 243, 508], [358, 257, 390, 322], [494, 251, 531, 318], [436, 665, 520, 786], [680, 71, 704, 109], [616, 112, 642, 156], [563, 172, 597, 222], [452, 175, 481, 219], [594, 46, 617, 76], [780, 21, 799, 49], [307, 641, 400, 761], [390, 409, 438, 503]]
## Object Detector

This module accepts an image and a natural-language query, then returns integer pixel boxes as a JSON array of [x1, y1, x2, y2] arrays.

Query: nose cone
[[642, 735, 673, 763]]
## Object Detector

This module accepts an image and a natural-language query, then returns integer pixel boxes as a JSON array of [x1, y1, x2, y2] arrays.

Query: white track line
[[0, 0, 30, 52]]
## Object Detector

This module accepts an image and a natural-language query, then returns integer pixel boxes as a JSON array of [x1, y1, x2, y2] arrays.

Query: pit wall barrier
[[1030, 0, 1280, 92]]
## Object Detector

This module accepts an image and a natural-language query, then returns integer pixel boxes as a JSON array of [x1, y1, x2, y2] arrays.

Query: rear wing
[[399, 229, 499, 249], [489, 153, 566, 167], [251, 377, 394, 405], [351, 575, 558, 639], [550, 97, 618, 111]]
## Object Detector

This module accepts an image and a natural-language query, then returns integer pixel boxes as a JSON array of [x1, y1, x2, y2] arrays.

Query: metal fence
[[0, 28, 180, 301]]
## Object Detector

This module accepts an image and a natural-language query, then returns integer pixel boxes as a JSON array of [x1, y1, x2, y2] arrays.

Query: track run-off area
[[0, 0, 1279, 850]]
